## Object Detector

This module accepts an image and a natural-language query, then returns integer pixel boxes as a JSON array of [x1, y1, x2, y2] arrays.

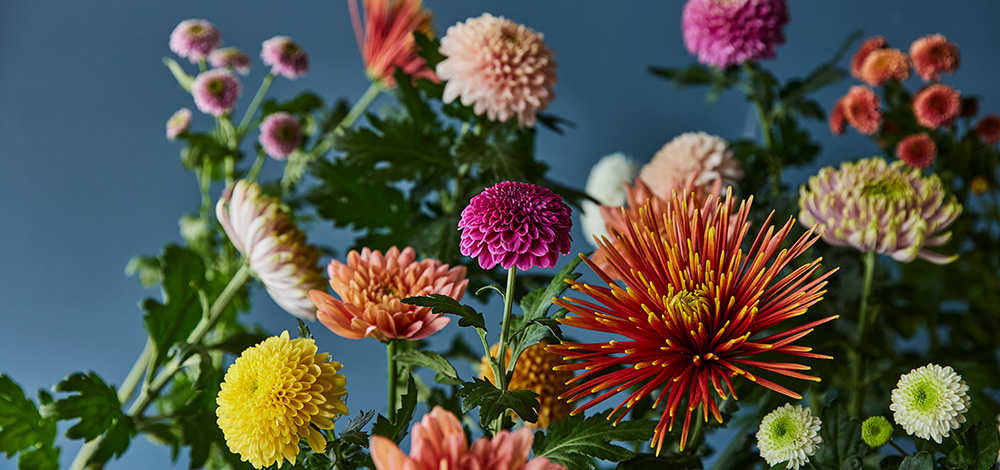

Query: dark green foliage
[[457, 378, 540, 429], [0, 375, 59, 470], [813, 401, 866, 470], [42, 372, 133, 466], [402, 294, 487, 330], [372, 378, 418, 443], [532, 410, 658, 470]]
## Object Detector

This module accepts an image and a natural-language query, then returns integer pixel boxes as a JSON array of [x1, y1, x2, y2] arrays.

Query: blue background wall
[[2, 1, 999, 468]]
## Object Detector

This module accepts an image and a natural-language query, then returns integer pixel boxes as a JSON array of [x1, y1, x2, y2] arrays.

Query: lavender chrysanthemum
[[192, 70, 241, 116], [258, 112, 302, 160], [166, 108, 192, 139], [261, 36, 309, 79], [799, 157, 961, 264], [682, 0, 789, 68], [209, 47, 251, 75], [169, 19, 222, 63], [459, 181, 572, 270]]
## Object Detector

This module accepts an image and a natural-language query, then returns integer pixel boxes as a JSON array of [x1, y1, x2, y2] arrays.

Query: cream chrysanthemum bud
[[890, 364, 970, 444], [580, 152, 639, 248], [756, 404, 823, 470], [861, 416, 893, 447]]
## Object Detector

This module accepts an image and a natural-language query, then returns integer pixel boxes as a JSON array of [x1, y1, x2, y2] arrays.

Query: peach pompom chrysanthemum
[[913, 84, 962, 129], [349, 0, 437, 87], [976, 114, 1000, 145], [481, 341, 574, 428], [309, 246, 467, 342], [437, 14, 556, 127], [860, 48, 910, 86], [638, 132, 743, 198], [910, 34, 960, 82], [895, 133, 937, 169], [851, 35, 887, 80], [216, 331, 349, 469], [842, 86, 882, 135]]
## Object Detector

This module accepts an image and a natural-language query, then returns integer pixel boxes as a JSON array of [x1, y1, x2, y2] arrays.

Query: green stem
[[849, 250, 877, 418], [490, 267, 518, 435], [198, 165, 212, 220], [887, 439, 909, 457], [743, 63, 781, 200], [246, 150, 266, 183], [387, 340, 398, 422], [237, 73, 274, 137], [309, 83, 382, 158]]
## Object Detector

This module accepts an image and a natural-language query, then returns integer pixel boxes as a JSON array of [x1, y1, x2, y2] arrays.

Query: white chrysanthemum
[[756, 404, 823, 470], [890, 364, 970, 443], [579, 152, 638, 247], [638, 132, 742, 198]]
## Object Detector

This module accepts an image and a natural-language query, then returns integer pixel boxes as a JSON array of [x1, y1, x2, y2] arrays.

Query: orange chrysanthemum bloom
[[309, 246, 468, 342], [851, 35, 887, 79], [842, 85, 882, 135], [549, 190, 837, 454], [349, 0, 437, 87], [910, 34, 960, 82], [480, 341, 574, 428], [913, 84, 962, 130], [860, 48, 910, 86]]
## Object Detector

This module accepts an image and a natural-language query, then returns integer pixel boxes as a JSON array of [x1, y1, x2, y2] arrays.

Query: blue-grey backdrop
[[2, 1, 999, 468]]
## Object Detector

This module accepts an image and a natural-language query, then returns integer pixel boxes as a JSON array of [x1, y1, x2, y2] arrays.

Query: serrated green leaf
[[0, 375, 59, 469], [297, 319, 313, 340], [371, 378, 418, 443], [900, 451, 934, 470], [125, 255, 161, 287], [142, 245, 208, 366], [533, 410, 658, 470], [394, 350, 462, 385], [519, 255, 584, 321], [648, 64, 716, 86], [261, 91, 324, 116], [402, 294, 486, 330], [90, 417, 134, 465], [813, 401, 864, 470], [457, 378, 538, 429], [43, 372, 121, 442], [339, 410, 376, 447], [307, 158, 413, 240]]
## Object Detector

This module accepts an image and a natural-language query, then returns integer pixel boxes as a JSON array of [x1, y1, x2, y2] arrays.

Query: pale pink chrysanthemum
[[192, 69, 241, 116], [639, 132, 743, 198], [799, 157, 962, 264], [913, 84, 962, 130], [860, 48, 910, 86], [261, 36, 309, 79], [308, 247, 467, 342], [829, 98, 847, 135], [208, 47, 251, 75], [681, 0, 789, 69], [975, 114, 1000, 145], [895, 133, 937, 169], [166, 108, 192, 139], [217, 180, 327, 320], [458, 181, 572, 270], [169, 19, 221, 63], [349, 0, 437, 87], [851, 36, 888, 79], [370, 406, 564, 470], [258, 112, 302, 160], [437, 14, 557, 127], [910, 34, 960, 82], [842, 86, 882, 135]]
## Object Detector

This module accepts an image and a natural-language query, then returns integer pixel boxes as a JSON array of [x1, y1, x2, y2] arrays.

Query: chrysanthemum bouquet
[[2, 2, 999, 470]]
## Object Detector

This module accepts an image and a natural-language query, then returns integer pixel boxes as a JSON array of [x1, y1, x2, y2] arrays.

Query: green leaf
[[0, 375, 59, 470], [339, 410, 376, 447], [163, 57, 194, 91], [947, 444, 972, 469], [178, 133, 232, 171], [297, 319, 313, 340], [616, 453, 704, 470], [42, 372, 121, 441], [900, 451, 934, 470], [520, 255, 585, 321], [393, 350, 462, 385], [973, 422, 1000, 470], [533, 410, 658, 470], [307, 158, 413, 237], [456, 378, 539, 429], [648, 64, 716, 86], [125, 255, 161, 287], [141, 245, 207, 366], [402, 294, 486, 330], [813, 401, 865, 470], [371, 378, 418, 442], [91, 417, 134, 464], [261, 91, 324, 115]]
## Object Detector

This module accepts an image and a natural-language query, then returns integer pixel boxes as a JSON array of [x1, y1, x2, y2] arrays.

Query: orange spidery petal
[[553, 188, 838, 454]]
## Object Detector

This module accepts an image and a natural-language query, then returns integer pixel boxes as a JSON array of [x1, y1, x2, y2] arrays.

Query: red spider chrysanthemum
[[913, 84, 962, 130], [910, 34, 960, 82], [549, 190, 837, 454], [851, 35, 887, 79], [843, 86, 882, 135], [349, 0, 437, 88], [895, 133, 937, 169]]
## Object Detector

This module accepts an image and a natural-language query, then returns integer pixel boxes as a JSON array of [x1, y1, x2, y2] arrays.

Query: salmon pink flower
[[910, 34, 960, 82], [851, 35, 887, 79], [681, 0, 789, 68], [842, 86, 882, 135], [976, 114, 1000, 145], [895, 133, 937, 169], [170, 19, 221, 63], [859, 48, 910, 86], [913, 84, 962, 129], [638, 132, 743, 198], [349, 0, 437, 87]]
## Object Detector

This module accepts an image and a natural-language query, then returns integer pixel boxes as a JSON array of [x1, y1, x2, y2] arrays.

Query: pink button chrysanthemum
[[192, 69, 241, 116], [860, 48, 910, 86], [166, 108, 191, 139], [261, 36, 309, 79], [799, 157, 961, 264], [842, 86, 882, 135], [681, 0, 789, 69], [216, 180, 327, 320], [349, 0, 437, 87], [910, 34, 960, 82], [913, 84, 962, 130], [308, 246, 468, 342], [976, 114, 1000, 145], [258, 112, 302, 160], [851, 36, 888, 79], [437, 14, 557, 127], [208, 47, 251, 75], [169, 19, 222, 63], [896, 133, 937, 169], [458, 182, 572, 270], [639, 132, 743, 198]]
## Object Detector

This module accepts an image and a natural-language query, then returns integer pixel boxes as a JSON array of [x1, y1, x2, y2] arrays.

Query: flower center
[[208, 79, 226, 95], [667, 289, 709, 322], [283, 42, 299, 54], [860, 175, 913, 202], [909, 378, 942, 412], [277, 125, 297, 142], [768, 415, 800, 447], [189, 25, 203, 34]]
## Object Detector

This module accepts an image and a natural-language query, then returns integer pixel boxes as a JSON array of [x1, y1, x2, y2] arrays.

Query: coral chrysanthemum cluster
[[913, 84, 962, 129], [681, 0, 789, 69], [580, 152, 639, 247], [550, 189, 837, 453], [895, 132, 937, 169], [309, 246, 468, 342], [480, 341, 574, 428], [832, 86, 882, 135], [756, 404, 823, 470], [638, 132, 743, 197], [370, 406, 565, 470], [217, 331, 349, 469], [798, 157, 961, 264], [910, 34, 960, 82], [216, 180, 327, 320], [350, 0, 437, 87], [437, 14, 557, 127], [890, 364, 970, 443]]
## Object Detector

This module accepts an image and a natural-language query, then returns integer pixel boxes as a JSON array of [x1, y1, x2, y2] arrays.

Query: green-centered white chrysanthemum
[[756, 404, 823, 469], [889, 363, 970, 443]]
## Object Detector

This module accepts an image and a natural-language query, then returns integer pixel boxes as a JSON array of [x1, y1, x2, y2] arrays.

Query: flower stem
[[197, 164, 212, 220], [246, 150, 266, 183], [743, 63, 782, 200], [309, 83, 382, 158], [490, 267, 518, 435], [850, 250, 877, 418], [237, 73, 274, 137], [888, 439, 910, 457], [387, 340, 398, 422]]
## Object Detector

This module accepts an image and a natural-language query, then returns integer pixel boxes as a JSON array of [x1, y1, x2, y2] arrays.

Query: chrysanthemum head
[[209, 47, 251, 75], [258, 112, 302, 160], [862, 416, 894, 447], [970, 176, 989, 195], [851, 36, 887, 79], [681, 0, 789, 68], [914, 84, 962, 130], [895, 133, 937, 169], [842, 86, 882, 135], [217, 331, 348, 468], [581, 153, 639, 247], [976, 114, 1000, 145], [890, 364, 970, 443], [459, 181, 572, 270], [166, 108, 192, 139], [860, 48, 910, 86], [353, 0, 438, 87], [829, 98, 847, 136], [756, 404, 823, 470], [639, 132, 743, 198], [261, 36, 309, 79], [481, 341, 574, 428], [799, 157, 961, 264], [169, 19, 221, 63], [192, 69, 241, 116], [910, 34, 960, 82], [437, 14, 557, 127]]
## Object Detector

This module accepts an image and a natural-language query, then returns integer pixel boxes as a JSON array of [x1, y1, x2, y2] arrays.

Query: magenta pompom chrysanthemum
[[209, 47, 251, 75], [681, 0, 789, 69], [458, 182, 572, 270], [166, 108, 192, 139], [261, 36, 309, 79], [169, 19, 222, 63], [258, 112, 302, 160], [192, 69, 241, 116]]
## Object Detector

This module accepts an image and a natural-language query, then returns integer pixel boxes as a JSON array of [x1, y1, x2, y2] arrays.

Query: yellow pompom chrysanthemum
[[217, 331, 349, 468]]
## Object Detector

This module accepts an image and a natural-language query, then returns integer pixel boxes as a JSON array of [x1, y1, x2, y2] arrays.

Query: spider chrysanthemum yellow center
[[217, 331, 349, 469]]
